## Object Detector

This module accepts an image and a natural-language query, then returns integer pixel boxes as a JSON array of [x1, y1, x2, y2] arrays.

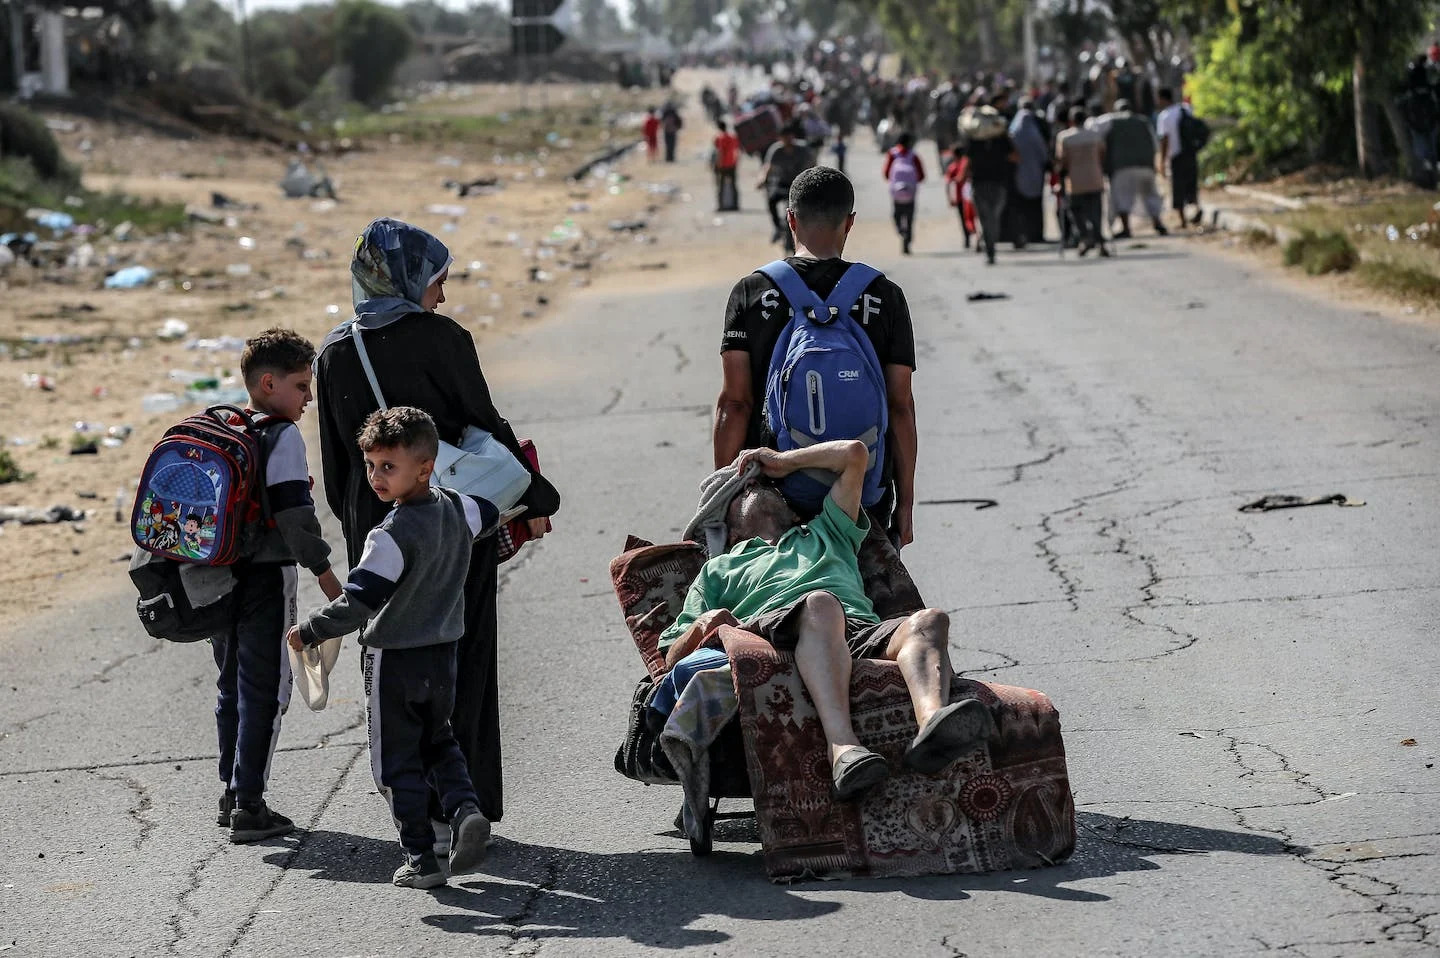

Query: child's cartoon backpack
[[130, 405, 280, 566], [760, 260, 889, 511], [888, 149, 920, 202]]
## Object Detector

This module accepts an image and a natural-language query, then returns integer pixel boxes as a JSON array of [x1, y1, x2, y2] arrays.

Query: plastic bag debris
[[107, 266, 155, 289], [155, 318, 189, 340]]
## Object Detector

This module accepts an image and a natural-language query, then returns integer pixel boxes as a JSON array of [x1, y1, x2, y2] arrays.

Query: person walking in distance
[[883, 132, 925, 255], [661, 102, 683, 163], [1056, 106, 1110, 257], [1094, 98, 1168, 238], [957, 97, 1016, 265], [712, 119, 742, 212], [642, 108, 660, 164], [1155, 87, 1205, 229], [757, 123, 816, 254]]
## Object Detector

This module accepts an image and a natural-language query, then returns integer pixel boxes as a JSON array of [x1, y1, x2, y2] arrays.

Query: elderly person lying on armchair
[[659, 439, 995, 802]]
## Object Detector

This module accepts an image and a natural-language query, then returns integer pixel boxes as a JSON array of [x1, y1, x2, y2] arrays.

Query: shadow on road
[[264, 812, 1297, 947]]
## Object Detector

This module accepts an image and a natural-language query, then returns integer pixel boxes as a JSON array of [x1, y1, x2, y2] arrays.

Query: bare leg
[[791, 591, 863, 765], [882, 608, 953, 727]]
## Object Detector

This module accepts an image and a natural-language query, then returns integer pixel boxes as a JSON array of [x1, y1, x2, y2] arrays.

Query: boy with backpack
[[1156, 87, 1208, 229], [883, 132, 925, 255], [286, 406, 505, 889], [128, 329, 341, 842], [714, 166, 919, 548]]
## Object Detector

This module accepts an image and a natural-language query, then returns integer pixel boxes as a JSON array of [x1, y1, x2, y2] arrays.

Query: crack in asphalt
[[218, 742, 368, 958], [90, 769, 157, 851], [938, 934, 970, 957], [502, 860, 562, 957], [957, 648, 1021, 679], [671, 343, 689, 374], [599, 387, 622, 415]]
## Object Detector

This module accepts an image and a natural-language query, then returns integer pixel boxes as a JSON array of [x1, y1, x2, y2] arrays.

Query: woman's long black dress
[[316, 312, 561, 822]]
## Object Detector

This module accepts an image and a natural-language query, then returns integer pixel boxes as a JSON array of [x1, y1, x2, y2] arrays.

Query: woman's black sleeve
[[316, 350, 350, 522]]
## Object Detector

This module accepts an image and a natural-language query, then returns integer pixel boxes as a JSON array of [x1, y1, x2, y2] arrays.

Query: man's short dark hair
[[1158, 87, 1175, 103], [357, 406, 440, 461], [788, 166, 853, 229], [896, 131, 915, 148], [241, 327, 315, 387], [1069, 105, 1088, 125]]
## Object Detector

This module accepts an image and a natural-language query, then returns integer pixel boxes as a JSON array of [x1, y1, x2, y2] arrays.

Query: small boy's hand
[[526, 516, 549, 540], [285, 625, 305, 652]]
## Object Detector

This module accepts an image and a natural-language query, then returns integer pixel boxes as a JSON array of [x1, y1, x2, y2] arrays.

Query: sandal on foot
[[903, 699, 997, 774], [831, 746, 890, 802]]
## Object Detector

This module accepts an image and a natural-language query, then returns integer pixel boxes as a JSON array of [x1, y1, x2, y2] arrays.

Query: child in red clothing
[[642, 109, 661, 163], [943, 146, 977, 249]]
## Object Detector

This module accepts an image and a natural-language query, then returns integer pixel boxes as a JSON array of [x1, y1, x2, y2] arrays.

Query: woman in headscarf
[[1005, 99, 1050, 247], [316, 217, 560, 829]]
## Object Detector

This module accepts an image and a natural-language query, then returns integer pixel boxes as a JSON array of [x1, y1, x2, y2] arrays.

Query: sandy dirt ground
[[0, 82, 698, 610]]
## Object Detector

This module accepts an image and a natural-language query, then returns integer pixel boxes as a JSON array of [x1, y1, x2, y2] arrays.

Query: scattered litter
[[65, 243, 95, 269], [311, 199, 337, 213], [636, 262, 669, 271], [237, 236, 256, 251], [141, 392, 184, 414], [966, 291, 1009, 302], [22, 374, 56, 391], [1239, 494, 1365, 513], [0, 246, 14, 270], [69, 441, 98, 455], [280, 160, 337, 200], [917, 498, 999, 510], [106, 266, 155, 290], [111, 221, 134, 242], [326, 304, 342, 315], [184, 336, 246, 353], [30, 209, 74, 233], [226, 263, 253, 277], [210, 192, 257, 211], [1185, 300, 1205, 310], [426, 203, 468, 218], [155, 318, 189, 340], [529, 268, 553, 283], [608, 218, 648, 232], [0, 505, 86, 526], [1401, 738, 1418, 746], [446, 177, 500, 197]]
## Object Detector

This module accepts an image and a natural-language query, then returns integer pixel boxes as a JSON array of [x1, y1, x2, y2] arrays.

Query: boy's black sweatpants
[[362, 642, 479, 857], [212, 562, 297, 805]]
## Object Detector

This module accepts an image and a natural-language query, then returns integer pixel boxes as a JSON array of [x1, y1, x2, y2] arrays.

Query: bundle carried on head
[[959, 105, 1008, 141]]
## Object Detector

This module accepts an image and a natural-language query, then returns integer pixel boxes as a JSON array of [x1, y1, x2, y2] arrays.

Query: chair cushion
[[609, 538, 706, 679], [721, 628, 1075, 882]]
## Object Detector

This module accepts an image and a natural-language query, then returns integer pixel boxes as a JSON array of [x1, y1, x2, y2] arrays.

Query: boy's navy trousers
[[362, 641, 479, 856], [212, 563, 297, 805]]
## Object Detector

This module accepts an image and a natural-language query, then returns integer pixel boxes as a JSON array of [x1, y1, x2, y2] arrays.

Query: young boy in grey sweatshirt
[[286, 406, 504, 888]]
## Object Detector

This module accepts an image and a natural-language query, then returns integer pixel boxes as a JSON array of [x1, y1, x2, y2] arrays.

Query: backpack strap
[[349, 323, 389, 410], [757, 260, 828, 322], [824, 263, 882, 318]]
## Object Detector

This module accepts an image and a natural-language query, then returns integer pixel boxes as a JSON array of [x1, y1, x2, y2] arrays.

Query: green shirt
[[659, 496, 879, 655]]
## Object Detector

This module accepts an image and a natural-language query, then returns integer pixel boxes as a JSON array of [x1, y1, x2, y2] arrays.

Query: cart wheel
[[688, 803, 716, 857]]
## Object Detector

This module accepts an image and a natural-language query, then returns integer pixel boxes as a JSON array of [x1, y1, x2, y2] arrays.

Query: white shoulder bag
[[350, 324, 532, 511]]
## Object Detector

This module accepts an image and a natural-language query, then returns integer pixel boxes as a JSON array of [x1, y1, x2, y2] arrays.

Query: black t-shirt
[[965, 136, 1014, 184], [721, 256, 916, 450]]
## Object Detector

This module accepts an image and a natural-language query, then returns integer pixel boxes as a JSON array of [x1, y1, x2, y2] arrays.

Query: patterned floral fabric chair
[[610, 536, 1076, 881]]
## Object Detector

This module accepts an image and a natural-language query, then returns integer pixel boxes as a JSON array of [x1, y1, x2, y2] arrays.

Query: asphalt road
[[3, 110, 1438, 958]]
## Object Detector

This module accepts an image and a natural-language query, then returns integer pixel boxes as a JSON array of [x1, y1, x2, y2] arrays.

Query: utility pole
[[234, 0, 254, 97]]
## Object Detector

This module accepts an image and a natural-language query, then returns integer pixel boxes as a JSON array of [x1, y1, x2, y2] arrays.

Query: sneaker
[[448, 804, 492, 875], [431, 819, 452, 858], [229, 801, 295, 844], [902, 239, 912, 255], [1152, 220, 1169, 236], [392, 853, 447, 889], [1098, 244, 1112, 258], [1112, 228, 1133, 240], [217, 789, 235, 828]]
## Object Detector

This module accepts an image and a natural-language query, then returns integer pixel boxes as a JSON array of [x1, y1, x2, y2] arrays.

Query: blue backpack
[[760, 260, 888, 510]]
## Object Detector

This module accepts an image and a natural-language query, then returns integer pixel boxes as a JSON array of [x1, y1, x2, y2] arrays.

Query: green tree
[[249, 6, 338, 108], [334, 0, 415, 106]]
